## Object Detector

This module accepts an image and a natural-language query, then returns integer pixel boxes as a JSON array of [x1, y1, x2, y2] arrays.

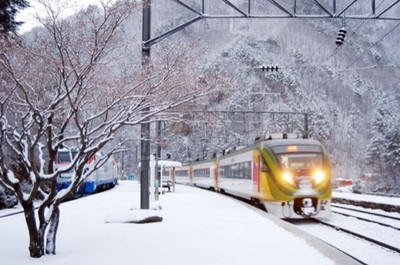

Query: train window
[[235, 164, 239, 179], [234, 164, 240, 179], [224, 166, 228, 178], [272, 145, 321, 154], [56, 151, 77, 163], [175, 170, 188, 177], [194, 168, 210, 178], [221, 165, 230, 179], [276, 153, 323, 170], [244, 162, 251, 179], [261, 160, 269, 172], [221, 162, 252, 179]]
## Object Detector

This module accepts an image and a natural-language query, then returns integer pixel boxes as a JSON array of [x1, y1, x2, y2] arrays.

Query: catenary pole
[[140, 0, 151, 209]]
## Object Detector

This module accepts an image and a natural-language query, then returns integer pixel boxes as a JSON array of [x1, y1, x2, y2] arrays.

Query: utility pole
[[140, 0, 151, 210], [155, 120, 162, 198], [304, 113, 309, 139]]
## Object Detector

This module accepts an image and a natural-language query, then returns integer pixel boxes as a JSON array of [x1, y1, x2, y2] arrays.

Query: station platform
[[0, 181, 360, 265]]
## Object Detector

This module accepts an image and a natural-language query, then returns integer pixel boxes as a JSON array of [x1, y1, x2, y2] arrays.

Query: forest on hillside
[[4, 0, 400, 194], [2, 0, 398, 257], [136, 0, 400, 193]]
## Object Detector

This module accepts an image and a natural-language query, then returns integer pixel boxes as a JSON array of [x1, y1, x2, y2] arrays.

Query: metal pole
[[155, 120, 161, 198], [156, 121, 161, 159], [371, 0, 375, 16], [304, 113, 309, 139], [140, 0, 151, 210]]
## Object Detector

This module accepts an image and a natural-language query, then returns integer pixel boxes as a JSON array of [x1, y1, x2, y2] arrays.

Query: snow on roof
[[157, 160, 182, 168]]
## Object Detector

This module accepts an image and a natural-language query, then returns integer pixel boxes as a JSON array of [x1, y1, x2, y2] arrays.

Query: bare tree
[[0, 0, 219, 258]]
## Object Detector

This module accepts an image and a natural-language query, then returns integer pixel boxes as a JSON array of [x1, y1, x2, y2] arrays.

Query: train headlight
[[314, 170, 325, 184], [282, 172, 294, 185]]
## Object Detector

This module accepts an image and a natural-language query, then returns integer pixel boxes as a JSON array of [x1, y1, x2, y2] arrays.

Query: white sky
[[16, 0, 110, 34]]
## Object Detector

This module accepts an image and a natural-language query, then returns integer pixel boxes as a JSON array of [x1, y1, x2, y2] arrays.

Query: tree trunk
[[23, 203, 42, 258], [45, 206, 60, 255]]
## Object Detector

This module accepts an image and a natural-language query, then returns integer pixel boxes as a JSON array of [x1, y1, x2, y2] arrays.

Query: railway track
[[0, 210, 26, 218], [0, 193, 87, 219], [288, 203, 400, 265], [311, 217, 400, 254], [206, 186, 400, 264], [290, 215, 400, 264], [305, 216, 400, 265], [331, 204, 400, 231]]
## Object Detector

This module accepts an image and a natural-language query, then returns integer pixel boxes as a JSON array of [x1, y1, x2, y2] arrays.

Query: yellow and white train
[[175, 134, 331, 219]]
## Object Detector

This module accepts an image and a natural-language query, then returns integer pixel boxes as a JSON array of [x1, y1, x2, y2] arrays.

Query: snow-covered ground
[[1, 181, 361, 265], [296, 216, 400, 265], [333, 189, 400, 206]]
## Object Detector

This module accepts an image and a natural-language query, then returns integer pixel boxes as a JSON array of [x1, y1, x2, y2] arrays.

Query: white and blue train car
[[55, 149, 118, 193]]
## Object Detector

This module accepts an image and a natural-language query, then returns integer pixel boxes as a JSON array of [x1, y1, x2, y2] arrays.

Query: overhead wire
[[345, 20, 400, 69], [259, 1, 399, 72], [316, 0, 389, 69]]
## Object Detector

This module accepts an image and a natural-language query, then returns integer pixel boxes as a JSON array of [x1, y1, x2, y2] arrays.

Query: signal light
[[335, 27, 347, 46], [262, 65, 279, 72]]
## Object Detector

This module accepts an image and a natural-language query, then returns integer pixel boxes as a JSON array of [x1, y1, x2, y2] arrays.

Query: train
[[55, 149, 119, 193], [333, 178, 354, 189], [175, 134, 332, 219]]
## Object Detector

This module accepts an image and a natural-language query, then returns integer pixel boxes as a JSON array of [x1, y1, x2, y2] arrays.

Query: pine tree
[[382, 98, 400, 185], [0, 0, 29, 34], [366, 90, 400, 188]]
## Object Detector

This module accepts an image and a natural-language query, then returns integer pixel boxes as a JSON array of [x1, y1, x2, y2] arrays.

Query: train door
[[214, 160, 219, 189], [170, 167, 176, 192], [189, 165, 193, 185], [253, 152, 260, 193]]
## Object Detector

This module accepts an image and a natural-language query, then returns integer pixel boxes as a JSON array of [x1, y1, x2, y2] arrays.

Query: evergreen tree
[[382, 97, 400, 184], [366, 90, 400, 186], [0, 0, 29, 34]]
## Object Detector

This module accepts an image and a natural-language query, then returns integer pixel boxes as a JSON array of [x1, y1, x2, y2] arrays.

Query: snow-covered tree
[[366, 90, 400, 188], [0, 0, 219, 258], [0, 0, 29, 34]]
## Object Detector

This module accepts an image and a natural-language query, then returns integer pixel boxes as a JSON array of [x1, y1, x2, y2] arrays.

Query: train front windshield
[[272, 145, 323, 170], [56, 151, 78, 163]]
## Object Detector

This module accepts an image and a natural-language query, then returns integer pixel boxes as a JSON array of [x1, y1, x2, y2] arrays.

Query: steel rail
[[332, 204, 400, 221], [311, 218, 400, 254]]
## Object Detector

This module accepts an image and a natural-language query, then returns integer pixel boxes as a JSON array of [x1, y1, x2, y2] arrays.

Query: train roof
[[181, 135, 325, 164], [262, 138, 323, 147]]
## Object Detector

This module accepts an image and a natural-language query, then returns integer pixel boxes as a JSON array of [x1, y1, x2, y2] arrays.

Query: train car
[[333, 178, 353, 188], [218, 146, 253, 199], [191, 159, 218, 190], [55, 149, 118, 193], [175, 164, 191, 185], [179, 134, 331, 219]]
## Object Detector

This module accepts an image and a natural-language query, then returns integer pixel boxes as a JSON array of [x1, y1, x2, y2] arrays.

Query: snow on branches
[[0, 0, 221, 258]]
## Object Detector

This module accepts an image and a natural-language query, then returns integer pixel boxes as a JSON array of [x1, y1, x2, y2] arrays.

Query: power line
[[340, 0, 389, 47], [317, 0, 389, 68], [345, 20, 400, 69]]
